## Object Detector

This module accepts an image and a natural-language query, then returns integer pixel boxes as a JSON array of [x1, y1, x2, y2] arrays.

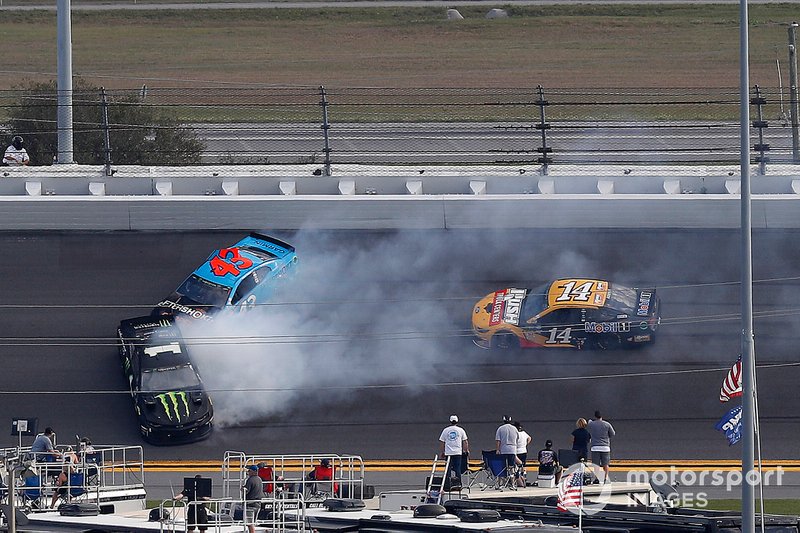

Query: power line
[[1, 360, 797, 395]]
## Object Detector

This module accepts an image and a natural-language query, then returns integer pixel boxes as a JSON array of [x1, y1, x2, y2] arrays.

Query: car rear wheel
[[593, 335, 622, 350], [491, 332, 519, 350]]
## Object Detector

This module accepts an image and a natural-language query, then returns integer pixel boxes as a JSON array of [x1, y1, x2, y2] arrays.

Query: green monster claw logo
[[155, 391, 190, 421]]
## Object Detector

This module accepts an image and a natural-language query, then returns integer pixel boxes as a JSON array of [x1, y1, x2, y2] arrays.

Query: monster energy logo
[[156, 391, 190, 421]]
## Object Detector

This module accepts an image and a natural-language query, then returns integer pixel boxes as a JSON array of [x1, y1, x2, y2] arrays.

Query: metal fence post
[[788, 22, 800, 161], [535, 85, 553, 175], [319, 85, 332, 177], [100, 87, 112, 176], [751, 85, 769, 175]]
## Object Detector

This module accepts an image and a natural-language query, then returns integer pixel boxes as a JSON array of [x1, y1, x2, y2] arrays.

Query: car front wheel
[[491, 332, 519, 350]]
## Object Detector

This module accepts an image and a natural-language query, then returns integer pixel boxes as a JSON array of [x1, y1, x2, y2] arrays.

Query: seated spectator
[[79, 438, 101, 479], [30, 427, 60, 463], [537, 440, 563, 483], [257, 462, 274, 494], [51, 446, 79, 508], [306, 458, 337, 496]]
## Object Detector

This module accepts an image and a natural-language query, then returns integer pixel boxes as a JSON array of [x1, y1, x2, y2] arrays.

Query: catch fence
[[0, 86, 797, 176]]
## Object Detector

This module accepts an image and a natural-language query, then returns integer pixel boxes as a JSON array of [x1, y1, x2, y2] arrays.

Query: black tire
[[491, 332, 519, 350]]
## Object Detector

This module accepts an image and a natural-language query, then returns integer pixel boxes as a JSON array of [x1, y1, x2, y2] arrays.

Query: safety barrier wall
[[1, 168, 800, 230]]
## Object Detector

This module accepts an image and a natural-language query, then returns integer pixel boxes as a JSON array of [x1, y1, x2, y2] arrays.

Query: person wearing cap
[[306, 458, 338, 496], [439, 415, 469, 488], [3, 135, 29, 166], [495, 415, 520, 479], [243, 465, 265, 533], [537, 439, 563, 484]]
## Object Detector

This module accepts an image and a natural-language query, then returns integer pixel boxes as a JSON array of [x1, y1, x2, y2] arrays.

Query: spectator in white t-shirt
[[439, 415, 469, 487], [495, 415, 520, 478], [3, 136, 29, 166]]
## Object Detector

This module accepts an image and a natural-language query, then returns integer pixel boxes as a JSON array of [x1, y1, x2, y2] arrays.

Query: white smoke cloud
[[182, 230, 481, 427]]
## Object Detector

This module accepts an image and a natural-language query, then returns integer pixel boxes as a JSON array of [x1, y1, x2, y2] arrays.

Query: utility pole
[[57, 0, 75, 164], [788, 22, 799, 161], [739, 0, 756, 531]]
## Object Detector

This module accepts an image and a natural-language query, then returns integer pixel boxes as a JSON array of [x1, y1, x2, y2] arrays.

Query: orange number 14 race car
[[472, 278, 660, 350]]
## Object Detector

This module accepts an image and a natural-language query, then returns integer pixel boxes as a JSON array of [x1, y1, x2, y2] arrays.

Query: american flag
[[557, 469, 584, 512], [719, 355, 742, 402]]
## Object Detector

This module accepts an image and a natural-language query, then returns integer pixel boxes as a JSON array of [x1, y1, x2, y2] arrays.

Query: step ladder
[[424, 454, 452, 504]]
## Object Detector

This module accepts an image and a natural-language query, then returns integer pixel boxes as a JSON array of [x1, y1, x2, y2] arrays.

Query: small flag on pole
[[719, 355, 742, 402], [557, 465, 584, 512], [714, 405, 743, 446]]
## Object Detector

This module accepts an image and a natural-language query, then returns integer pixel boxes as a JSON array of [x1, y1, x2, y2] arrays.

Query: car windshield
[[520, 283, 550, 321], [606, 285, 638, 311], [141, 365, 201, 392], [176, 274, 231, 308]]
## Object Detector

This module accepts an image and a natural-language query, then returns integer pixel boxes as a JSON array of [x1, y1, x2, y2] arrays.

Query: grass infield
[[2, 4, 800, 90]]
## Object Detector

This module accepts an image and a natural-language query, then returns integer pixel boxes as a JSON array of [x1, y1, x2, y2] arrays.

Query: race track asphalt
[[0, 229, 798, 468]]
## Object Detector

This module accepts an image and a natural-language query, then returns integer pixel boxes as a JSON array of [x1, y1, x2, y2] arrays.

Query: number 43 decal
[[209, 248, 253, 277], [545, 327, 573, 344]]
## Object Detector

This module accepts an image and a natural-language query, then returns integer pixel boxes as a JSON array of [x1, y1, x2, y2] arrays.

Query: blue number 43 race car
[[153, 233, 297, 321]]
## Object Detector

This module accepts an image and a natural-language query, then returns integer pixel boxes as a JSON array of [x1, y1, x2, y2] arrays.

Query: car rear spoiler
[[249, 232, 295, 254]]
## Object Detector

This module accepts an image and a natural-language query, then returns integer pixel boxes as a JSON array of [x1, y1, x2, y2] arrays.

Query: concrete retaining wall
[[1, 195, 797, 230], [1, 168, 799, 230]]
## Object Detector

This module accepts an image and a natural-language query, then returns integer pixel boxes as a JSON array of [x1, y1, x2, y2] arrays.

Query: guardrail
[[1, 164, 800, 230]]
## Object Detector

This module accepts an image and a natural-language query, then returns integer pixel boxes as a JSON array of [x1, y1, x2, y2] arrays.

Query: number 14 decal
[[545, 327, 573, 344], [555, 281, 594, 302], [209, 248, 253, 277]]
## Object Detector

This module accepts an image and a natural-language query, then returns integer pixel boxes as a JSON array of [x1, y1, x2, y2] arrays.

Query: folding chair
[[68, 472, 86, 499], [83, 452, 102, 485], [20, 475, 44, 510], [480, 451, 517, 491]]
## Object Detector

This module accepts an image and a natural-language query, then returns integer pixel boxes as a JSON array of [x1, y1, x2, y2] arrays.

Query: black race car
[[117, 316, 213, 445]]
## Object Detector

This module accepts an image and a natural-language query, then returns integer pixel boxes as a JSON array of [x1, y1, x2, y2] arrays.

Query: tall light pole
[[738, 0, 756, 530], [789, 22, 799, 161], [57, 0, 74, 164]]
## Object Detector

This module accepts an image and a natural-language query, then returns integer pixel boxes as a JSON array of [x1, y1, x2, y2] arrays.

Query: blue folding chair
[[68, 472, 86, 498], [20, 475, 44, 509], [478, 451, 517, 491]]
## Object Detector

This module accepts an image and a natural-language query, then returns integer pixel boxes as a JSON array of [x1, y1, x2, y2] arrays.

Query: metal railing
[[159, 493, 308, 533], [0, 443, 145, 513], [222, 451, 365, 502], [1, 86, 798, 175]]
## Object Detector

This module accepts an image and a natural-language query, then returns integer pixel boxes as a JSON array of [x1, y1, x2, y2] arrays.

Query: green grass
[[2, 4, 800, 91], [702, 499, 800, 516], [1, 4, 797, 122]]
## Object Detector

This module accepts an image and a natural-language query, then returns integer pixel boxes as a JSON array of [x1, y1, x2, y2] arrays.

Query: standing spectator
[[513, 421, 531, 487], [243, 465, 265, 533], [513, 421, 531, 466], [587, 411, 615, 483], [30, 427, 60, 462], [174, 474, 210, 533], [438, 415, 469, 488], [571, 418, 591, 462], [495, 415, 520, 479], [4, 136, 29, 166]]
